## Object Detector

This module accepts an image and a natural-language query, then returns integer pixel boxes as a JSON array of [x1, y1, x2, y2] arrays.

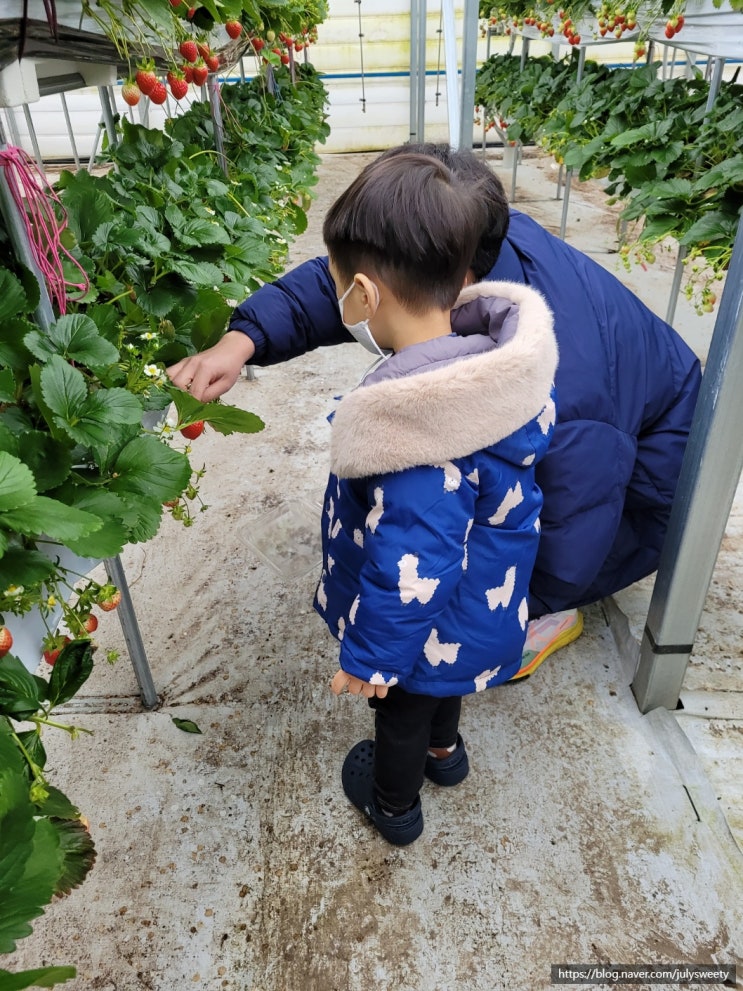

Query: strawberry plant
[[480, 0, 742, 48], [475, 52, 743, 310], [0, 640, 97, 988]]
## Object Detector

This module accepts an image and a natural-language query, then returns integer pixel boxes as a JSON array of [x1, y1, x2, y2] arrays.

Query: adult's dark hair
[[323, 152, 486, 313], [379, 143, 510, 279]]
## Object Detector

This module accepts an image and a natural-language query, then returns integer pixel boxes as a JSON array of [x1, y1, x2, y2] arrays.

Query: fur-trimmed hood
[[329, 280, 557, 478]]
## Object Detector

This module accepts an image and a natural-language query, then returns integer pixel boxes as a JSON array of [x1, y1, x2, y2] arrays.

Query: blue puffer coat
[[314, 282, 557, 696], [230, 208, 702, 616]]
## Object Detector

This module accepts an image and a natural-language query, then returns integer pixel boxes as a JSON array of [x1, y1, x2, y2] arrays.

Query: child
[[314, 152, 558, 845]]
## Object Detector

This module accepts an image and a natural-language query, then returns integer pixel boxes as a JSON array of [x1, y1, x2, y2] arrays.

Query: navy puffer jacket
[[229, 208, 701, 616]]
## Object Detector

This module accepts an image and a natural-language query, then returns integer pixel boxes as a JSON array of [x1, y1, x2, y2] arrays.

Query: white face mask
[[338, 281, 392, 358]]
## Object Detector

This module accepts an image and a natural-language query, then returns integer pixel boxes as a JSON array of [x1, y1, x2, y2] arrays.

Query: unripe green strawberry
[[122, 80, 141, 106]]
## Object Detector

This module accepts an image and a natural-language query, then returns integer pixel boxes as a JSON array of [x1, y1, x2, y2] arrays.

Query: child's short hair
[[381, 143, 510, 279], [323, 152, 486, 314]]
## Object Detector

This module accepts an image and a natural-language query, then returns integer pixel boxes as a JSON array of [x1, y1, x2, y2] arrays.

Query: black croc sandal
[[341, 740, 423, 846], [424, 734, 470, 786]]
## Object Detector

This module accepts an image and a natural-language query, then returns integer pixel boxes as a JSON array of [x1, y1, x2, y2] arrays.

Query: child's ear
[[354, 273, 380, 315]]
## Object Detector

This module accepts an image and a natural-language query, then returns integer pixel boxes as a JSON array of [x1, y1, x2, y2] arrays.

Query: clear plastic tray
[[243, 499, 323, 581]]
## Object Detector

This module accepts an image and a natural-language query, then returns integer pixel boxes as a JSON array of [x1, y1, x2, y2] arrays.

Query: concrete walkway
[[8, 151, 742, 990]]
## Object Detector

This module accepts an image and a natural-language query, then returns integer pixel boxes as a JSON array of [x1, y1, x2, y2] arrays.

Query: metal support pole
[[442, 0, 460, 148], [206, 75, 228, 176], [665, 245, 687, 325], [98, 85, 118, 151], [59, 93, 80, 169], [59, 92, 80, 170], [87, 116, 104, 171], [3, 106, 23, 147], [21, 103, 44, 171], [559, 45, 586, 240], [458, 0, 479, 152], [417, 0, 428, 141], [409, 0, 420, 140], [105, 556, 159, 709], [632, 217, 743, 713]]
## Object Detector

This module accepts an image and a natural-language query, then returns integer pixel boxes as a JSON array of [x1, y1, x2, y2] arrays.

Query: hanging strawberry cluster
[[479, 0, 691, 57], [81, 0, 327, 106]]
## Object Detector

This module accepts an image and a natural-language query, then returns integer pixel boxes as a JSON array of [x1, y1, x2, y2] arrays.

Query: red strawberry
[[205, 53, 220, 72], [169, 74, 189, 100], [251, 37, 265, 51], [169, 0, 182, 6], [180, 420, 205, 440], [192, 60, 208, 86], [179, 39, 198, 62], [186, 6, 196, 19], [280, 53, 290, 65], [149, 81, 168, 104], [100, 589, 122, 612], [43, 636, 71, 666], [122, 79, 141, 106], [225, 20, 242, 39], [0, 626, 13, 657], [135, 65, 157, 95], [182, 63, 194, 82], [197, 41, 211, 58]]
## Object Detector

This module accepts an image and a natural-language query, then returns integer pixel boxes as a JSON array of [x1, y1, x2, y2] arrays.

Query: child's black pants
[[368, 686, 461, 813]]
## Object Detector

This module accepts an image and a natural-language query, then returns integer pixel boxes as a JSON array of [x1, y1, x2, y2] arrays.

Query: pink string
[[0, 146, 89, 314]]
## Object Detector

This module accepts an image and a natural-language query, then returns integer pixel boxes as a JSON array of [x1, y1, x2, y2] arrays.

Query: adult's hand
[[167, 331, 256, 402]]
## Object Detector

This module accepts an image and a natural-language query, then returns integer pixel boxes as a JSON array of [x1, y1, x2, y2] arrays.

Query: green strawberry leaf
[[0, 654, 42, 719], [0, 547, 56, 586], [169, 258, 223, 287], [171, 716, 203, 734], [40, 356, 143, 447], [0, 496, 102, 543], [109, 435, 191, 503], [24, 314, 119, 371], [167, 389, 265, 436], [0, 452, 36, 514], [0, 815, 62, 954], [52, 817, 96, 896], [0, 369, 16, 404], [46, 640, 94, 709], [12, 432, 72, 494], [175, 219, 231, 247], [35, 786, 78, 821], [0, 965, 77, 988], [0, 269, 30, 321]]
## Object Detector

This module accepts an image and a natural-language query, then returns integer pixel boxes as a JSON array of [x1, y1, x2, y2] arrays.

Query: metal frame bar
[[442, 0, 460, 148], [632, 215, 743, 712], [458, 0, 479, 151], [558, 45, 586, 240]]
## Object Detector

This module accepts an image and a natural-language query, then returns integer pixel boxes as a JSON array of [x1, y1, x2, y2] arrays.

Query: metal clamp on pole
[[632, 214, 743, 713]]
